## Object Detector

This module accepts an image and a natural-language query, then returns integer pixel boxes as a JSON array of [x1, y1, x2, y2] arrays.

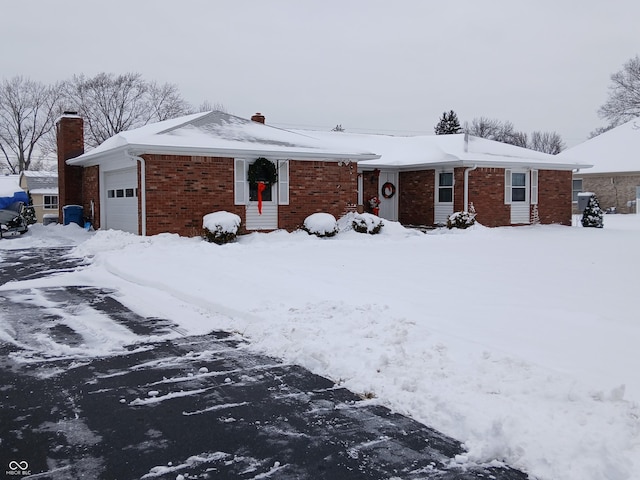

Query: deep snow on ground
[[1, 215, 639, 480]]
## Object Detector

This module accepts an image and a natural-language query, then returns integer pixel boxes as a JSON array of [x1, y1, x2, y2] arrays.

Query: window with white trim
[[43, 195, 58, 210], [572, 178, 583, 203], [437, 172, 454, 203], [511, 172, 527, 202]]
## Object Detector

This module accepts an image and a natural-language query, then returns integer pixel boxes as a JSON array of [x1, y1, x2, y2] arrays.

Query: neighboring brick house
[[19, 171, 58, 223], [57, 111, 378, 236], [557, 118, 640, 214], [296, 130, 590, 227]]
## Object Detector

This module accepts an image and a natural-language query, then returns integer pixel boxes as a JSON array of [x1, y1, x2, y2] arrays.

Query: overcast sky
[[3, 0, 639, 147]]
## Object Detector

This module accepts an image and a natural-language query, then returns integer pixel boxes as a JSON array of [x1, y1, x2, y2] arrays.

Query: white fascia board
[[68, 144, 380, 165], [129, 144, 380, 162], [358, 159, 592, 172]]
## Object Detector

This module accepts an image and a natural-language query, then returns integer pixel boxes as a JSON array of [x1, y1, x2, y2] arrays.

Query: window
[[572, 179, 583, 202], [438, 172, 453, 203], [249, 182, 273, 202], [107, 190, 115, 198], [116, 189, 124, 198], [43, 195, 58, 210], [125, 188, 135, 198], [511, 172, 527, 202]]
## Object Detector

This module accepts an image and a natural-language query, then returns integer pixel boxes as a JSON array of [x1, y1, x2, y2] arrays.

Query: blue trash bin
[[63, 205, 83, 227]]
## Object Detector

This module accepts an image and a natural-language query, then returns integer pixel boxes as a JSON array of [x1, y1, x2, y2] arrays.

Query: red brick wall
[[143, 155, 243, 237], [537, 170, 572, 225], [467, 168, 511, 227], [279, 160, 358, 230], [398, 170, 434, 225], [361, 169, 380, 213], [81, 166, 100, 228], [467, 168, 572, 227], [56, 116, 84, 219], [140, 156, 356, 236]]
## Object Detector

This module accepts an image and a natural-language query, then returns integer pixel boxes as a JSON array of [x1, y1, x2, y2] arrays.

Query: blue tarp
[[0, 191, 29, 210]]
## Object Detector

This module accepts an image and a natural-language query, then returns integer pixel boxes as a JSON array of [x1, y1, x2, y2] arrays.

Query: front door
[[244, 158, 278, 230], [435, 171, 454, 225], [509, 170, 530, 224], [246, 182, 277, 230], [378, 171, 398, 221]]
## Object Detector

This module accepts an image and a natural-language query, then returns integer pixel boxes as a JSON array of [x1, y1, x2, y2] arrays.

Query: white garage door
[[104, 168, 138, 234]]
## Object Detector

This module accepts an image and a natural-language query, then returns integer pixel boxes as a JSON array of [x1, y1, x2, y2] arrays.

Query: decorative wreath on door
[[248, 157, 277, 185], [381, 182, 396, 199]]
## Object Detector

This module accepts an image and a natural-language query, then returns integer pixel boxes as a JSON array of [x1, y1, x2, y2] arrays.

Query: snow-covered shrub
[[446, 211, 476, 229], [202, 211, 241, 244], [302, 212, 338, 238], [581, 194, 604, 228], [352, 212, 383, 234]]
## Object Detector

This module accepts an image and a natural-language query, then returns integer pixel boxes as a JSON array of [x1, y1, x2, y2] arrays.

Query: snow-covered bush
[[581, 194, 604, 228], [302, 212, 338, 238], [202, 211, 241, 244], [446, 211, 476, 229], [352, 212, 383, 234]]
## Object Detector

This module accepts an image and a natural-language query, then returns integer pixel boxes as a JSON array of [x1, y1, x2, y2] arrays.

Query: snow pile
[[347, 212, 384, 234], [302, 212, 338, 237], [202, 211, 241, 244], [2, 215, 640, 480], [202, 211, 241, 233]]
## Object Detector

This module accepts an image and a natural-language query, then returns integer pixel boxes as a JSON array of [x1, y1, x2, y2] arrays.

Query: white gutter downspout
[[462, 133, 477, 212], [464, 164, 478, 212], [126, 151, 146, 236]]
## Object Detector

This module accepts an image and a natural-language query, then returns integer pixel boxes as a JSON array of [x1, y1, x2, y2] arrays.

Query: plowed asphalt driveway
[[0, 247, 530, 479]]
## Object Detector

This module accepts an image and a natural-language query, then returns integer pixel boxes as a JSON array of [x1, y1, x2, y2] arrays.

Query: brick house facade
[[572, 173, 639, 214], [558, 118, 639, 215], [361, 166, 573, 227], [57, 111, 375, 236]]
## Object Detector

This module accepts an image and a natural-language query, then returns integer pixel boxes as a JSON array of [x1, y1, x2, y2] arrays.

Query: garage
[[104, 168, 138, 234]]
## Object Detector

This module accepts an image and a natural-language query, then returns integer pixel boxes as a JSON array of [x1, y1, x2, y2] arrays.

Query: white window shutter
[[278, 160, 289, 205], [234, 159, 246, 205], [504, 169, 512, 204], [531, 169, 538, 205]]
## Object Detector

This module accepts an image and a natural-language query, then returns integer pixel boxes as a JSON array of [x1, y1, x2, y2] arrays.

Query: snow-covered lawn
[[1, 215, 639, 480]]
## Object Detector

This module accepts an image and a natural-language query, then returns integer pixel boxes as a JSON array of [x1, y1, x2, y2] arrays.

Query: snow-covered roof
[[0, 174, 23, 197], [557, 118, 640, 174], [292, 130, 590, 171], [68, 111, 380, 166], [30, 188, 58, 195], [19, 170, 58, 191]]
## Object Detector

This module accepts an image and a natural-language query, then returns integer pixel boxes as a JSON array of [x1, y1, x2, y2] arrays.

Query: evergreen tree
[[434, 110, 462, 135], [581, 194, 604, 228], [24, 192, 37, 225]]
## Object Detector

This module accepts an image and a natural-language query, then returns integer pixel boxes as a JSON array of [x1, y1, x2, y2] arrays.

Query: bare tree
[[197, 100, 227, 113], [464, 116, 563, 152], [465, 117, 528, 147], [588, 124, 616, 139], [62, 72, 192, 148], [530, 131, 565, 154], [598, 55, 640, 126], [148, 81, 191, 121], [465, 117, 501, 139], [0, 76, 63, 173]]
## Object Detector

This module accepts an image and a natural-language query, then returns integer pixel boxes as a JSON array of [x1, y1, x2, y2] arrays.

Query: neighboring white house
[[558, 118, 640, 213]]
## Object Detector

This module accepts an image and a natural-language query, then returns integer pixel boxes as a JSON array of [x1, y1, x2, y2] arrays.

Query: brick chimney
[[57, 112, 84, 220], [251, 112, 265, 124]]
